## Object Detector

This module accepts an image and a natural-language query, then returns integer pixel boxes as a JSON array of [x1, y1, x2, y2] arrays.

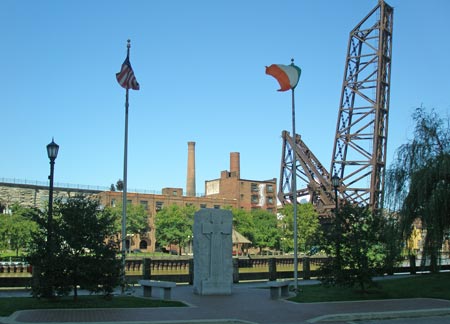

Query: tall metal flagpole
[[291, 65, 299, 292], [266, 58, 300, 292], [121, 41, 131, 290]]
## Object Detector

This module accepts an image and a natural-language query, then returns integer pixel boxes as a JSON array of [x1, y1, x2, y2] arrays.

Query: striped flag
[[266, 63, 301, 92], [116, 55, 140, 90]]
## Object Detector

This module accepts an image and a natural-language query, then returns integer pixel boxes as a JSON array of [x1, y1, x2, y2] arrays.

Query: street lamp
[[45, 138, 59, 297], [331, 173, 341, 271], [47, 138, 59, 232], [331, 174, 340, 210]]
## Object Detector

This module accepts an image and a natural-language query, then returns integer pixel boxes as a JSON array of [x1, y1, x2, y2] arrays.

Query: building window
[[156, 201, 164, 211], [251, 183, 258, 192], [214, 205, 220, 209], [127, 199, 132, 206], [200, 204, 207, 208], [267, 185, 274, 193], [173, 190, 178, 196], [251, 195, 259, 203], [267, 196, 274, 204], [267, 208, 274, 213], [111, 199, 116, 207], [140, 200, 148, 210]]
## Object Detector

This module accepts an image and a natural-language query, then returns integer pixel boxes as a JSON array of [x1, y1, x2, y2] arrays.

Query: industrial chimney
[[186, 141, 196, 196], [230, 152, 240, 178]]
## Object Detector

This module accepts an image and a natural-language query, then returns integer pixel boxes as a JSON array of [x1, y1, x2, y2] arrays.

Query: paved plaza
[[1, 280, 450, 324]]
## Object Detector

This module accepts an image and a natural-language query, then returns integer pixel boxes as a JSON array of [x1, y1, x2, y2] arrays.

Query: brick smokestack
[[230, 152, 240, 178], [186, 141, 196, 197]]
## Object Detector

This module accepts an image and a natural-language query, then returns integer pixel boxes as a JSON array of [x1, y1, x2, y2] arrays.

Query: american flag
[[116, 55, 140, 90]]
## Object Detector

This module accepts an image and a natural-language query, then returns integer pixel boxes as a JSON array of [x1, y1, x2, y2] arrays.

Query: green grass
[[291, 272, 450, 303], [0, 295, 186, 317]]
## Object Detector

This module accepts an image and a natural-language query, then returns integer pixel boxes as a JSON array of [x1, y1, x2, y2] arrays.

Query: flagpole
[[121, 40, 131, 291], [266, 58, 300, 292], [291, 76, 299, 292]]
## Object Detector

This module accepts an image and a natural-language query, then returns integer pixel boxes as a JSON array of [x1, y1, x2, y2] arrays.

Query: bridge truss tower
[[278, 1, 394, 217]]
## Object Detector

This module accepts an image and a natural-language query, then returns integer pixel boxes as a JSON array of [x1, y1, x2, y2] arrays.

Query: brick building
[[97, 150, 277, 253], [205, 152, 277, 213], [97, 188, 238, 253]]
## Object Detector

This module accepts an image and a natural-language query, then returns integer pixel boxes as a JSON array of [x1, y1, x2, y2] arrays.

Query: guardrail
[[1, 256, 449, 288]]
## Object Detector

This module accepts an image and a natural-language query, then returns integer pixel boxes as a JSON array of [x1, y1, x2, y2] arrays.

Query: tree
[[380, 213, 404, 275], [385, 107, 450, 272], [319, 204, 386, 291], [116, 179, 124, 191], [106, 202, 149, 237], [154, 204, 196, 255], [0, 204, 38, 255], [278, 203, 321, 254], [28, 196, 121, 299], [251, 209, 280, 253], [229, 207, 255, 244]]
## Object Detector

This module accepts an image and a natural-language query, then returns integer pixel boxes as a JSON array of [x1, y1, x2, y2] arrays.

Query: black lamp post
[[331, 173, 341, 271], [47, 139, 59, 239], [45, 138, 59, 297], [331, 174, 340, 212]]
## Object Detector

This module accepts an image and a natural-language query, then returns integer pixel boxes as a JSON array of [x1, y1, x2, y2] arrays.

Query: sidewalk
[[1, 280, 450, 324]]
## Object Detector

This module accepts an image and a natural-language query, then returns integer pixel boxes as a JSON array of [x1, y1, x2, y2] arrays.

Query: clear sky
[[2, 0, 449, 195]]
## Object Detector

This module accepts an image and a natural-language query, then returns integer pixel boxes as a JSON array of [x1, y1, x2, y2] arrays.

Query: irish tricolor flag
[[266, 63, 301, 91]]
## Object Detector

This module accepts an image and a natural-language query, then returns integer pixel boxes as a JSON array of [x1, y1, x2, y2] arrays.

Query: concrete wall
[[0, 182, 101, 212]]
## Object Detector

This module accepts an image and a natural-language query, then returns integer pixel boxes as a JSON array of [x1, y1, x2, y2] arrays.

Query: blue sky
[[2, 0, 449, 195]]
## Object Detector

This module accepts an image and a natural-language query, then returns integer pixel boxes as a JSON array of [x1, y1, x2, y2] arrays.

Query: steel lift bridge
[[278, 1, 394, 218]]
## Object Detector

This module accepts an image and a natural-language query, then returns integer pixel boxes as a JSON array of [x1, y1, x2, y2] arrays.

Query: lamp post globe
[[331, 173, 340, 189], [47, 139, 59, 161], [331, 173, 340, 211]]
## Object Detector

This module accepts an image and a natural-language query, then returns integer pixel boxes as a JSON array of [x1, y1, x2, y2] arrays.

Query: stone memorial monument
[[193, 208, 233, 295]]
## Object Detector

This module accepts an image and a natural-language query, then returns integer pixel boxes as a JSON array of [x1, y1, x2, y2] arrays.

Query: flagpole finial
[[127, 39, 131, 49], [291, 58, 295, 65]]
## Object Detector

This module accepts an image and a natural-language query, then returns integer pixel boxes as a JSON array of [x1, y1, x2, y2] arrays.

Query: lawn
[[0, 295, 186, 317], [290, 272, 450, 303]]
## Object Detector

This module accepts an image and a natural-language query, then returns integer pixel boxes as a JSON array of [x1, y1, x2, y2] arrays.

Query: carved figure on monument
[[193, 208, 233, 295]]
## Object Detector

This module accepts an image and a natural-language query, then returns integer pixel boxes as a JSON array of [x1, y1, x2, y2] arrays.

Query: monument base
[[194, 279, 232, 295]]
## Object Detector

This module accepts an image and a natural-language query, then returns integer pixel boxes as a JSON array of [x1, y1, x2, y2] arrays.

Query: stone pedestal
[[193, 208, 233, 295]]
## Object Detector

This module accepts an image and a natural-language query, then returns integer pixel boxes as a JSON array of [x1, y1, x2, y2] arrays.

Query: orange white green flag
[[265, 63, 301, 91]]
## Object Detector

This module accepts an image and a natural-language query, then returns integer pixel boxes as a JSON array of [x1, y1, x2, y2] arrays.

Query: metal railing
[[0, 177, 163, 195]]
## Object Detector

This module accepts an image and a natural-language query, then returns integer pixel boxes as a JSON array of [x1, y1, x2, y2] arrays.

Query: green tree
[[106, 202, 149, 237], [380, 213, 404, 275], [229, 207, 255, 244], [279, 203, 321, 253], [0, 204, 38, 255], [251, 209, 280, 253], [385, 107, 450, 272], [319, 204, 385, 291], [154, 204, 196, 255], [28, 196, 121, 299]]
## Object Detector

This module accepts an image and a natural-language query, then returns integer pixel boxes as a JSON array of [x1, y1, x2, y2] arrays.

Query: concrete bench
[[139, 280, 176, 300], [267, 280, 291, 299]]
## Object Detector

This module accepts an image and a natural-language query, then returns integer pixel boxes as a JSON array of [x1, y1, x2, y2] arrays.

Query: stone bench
[[139, 280, 176, 300], [267, 280, 291, 299]]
